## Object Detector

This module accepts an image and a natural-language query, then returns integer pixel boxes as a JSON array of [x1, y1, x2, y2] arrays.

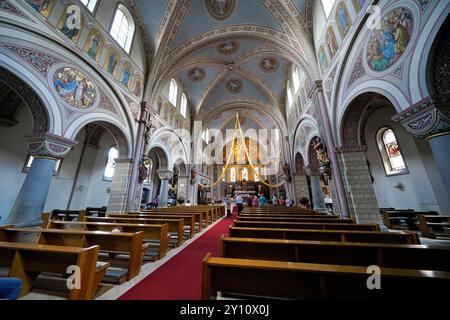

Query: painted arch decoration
[[53, 67, 96, 109], [366, 7, 413, 72]]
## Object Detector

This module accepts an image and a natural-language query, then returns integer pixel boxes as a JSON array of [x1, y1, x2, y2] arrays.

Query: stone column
[[309, 81, 350, 217], [327, 177, 341, 216], [392, 95, 450, 200], [177, 175, 189, 201], [157, 170, 173, 207], [283, 136, 296, 200], [306, 166, 326, 211], [126, 102, 150, 212], [107, 158, 133, 214], [4, 133, 76, 226], [336, 147, 382, 224], [293, 173, 310, 203]]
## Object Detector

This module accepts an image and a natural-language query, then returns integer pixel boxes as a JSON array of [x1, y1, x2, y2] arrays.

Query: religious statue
[[282, 162, 292, 182], [143, 118, 156, 155], [138, 158, 150, 183], [312, 137, 331, 174], [190, 167, 197, 185]]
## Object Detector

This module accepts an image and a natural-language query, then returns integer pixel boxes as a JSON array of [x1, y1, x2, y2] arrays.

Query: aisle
[[118, 213, 234, 300]]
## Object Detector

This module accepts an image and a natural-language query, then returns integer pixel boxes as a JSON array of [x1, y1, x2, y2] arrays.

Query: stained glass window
[[377, 128, 407, 175]]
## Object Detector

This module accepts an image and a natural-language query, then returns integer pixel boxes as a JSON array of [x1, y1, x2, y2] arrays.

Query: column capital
[[391, 95, 450, 139], [308, 80, 324, 99], [26, 132, 77, 159], [157, 169, 173, 180]]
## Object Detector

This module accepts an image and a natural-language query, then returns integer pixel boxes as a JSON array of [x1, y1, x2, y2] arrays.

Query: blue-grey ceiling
[[291, 0, 307, 16], [172, 0, 283, 49], [204, 72, 270, 112], [133, 0, 168, 45]]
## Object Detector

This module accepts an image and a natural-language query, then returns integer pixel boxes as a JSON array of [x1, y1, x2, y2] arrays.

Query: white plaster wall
[[43, 130, 86, 212], [84, 134, 115, 208], [0, 106, 31, 222], [364, 106, 448, 212]]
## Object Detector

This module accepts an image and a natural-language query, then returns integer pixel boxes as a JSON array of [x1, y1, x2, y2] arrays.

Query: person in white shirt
[[235, 195, 244, 215], [272, 194, 278, 206]]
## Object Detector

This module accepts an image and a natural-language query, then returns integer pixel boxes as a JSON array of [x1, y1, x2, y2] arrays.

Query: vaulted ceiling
[[133, 0, 317, 131]]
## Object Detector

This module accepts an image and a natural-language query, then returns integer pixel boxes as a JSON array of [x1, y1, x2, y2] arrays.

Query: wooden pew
[[418, 215, 450, 239], [0, 228, 148, 281], [85, 207, 107, 217], [229, 227, 420, 244], [85, 216, 183, 247], [142, 210, 205, 232], [239, 213, 342, 219], [47, 209, 86, 223], [148, 207, 213, 226], [221, 236, 450, 271], [202, 254, 450, 299], [47, 221, 169, 260], [239, 216, 354, 224], [124, 213, 196, 239], [233, 220, 379, 231], [382, 210, 437, 230], [151, 205, 218, 221], [0, 242, 109, 300]]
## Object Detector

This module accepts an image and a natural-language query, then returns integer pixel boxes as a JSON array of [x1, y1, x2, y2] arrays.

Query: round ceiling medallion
[[259, 57, 279, 73], [204, 0, 235, 21], [53, 67, 96, 109], [187, 67, 206, 82], [226, 78, 243, 94], [216, 40, 239, 55], [366, 7, 413, 72]]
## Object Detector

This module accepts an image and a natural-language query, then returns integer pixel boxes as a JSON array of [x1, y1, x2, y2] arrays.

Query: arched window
[[230, 168, 236, 182], [287, 80, 293, 108], [254, 167, 260, 182], [321, 0, 336, 18], [168, 79, 178, 106], [376, 128, 408, 175], [80, 0, 98, 12], [180, 93, 187, 118], [103, 146, 119, 180], [292, 66, 300, 93], [242, 168, 248, 181], [110, 4, 135, 53], [202, 128, 210, 142]]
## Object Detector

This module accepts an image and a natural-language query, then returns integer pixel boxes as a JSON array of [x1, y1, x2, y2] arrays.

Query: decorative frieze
[[391, 95, 450, 139]]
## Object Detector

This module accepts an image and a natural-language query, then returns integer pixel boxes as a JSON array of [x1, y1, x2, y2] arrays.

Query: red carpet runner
[[118, 213, 234, 300]]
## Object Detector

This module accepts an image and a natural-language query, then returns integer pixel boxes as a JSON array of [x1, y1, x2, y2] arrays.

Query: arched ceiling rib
[[133, 0, 319, 130]]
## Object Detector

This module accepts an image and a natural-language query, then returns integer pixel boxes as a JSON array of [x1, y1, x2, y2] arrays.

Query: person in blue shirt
[[0, 278, 22, 300], [258, 194, 267, 207]]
